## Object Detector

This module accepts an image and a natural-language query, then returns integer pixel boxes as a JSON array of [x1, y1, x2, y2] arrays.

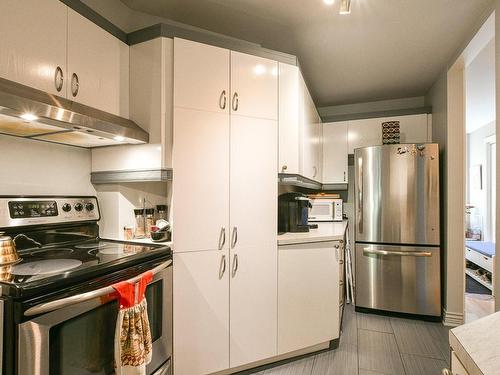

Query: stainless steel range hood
[[0, 77, 148, 148]]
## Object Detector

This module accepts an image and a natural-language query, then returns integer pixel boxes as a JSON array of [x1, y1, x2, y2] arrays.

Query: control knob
[[74, 203, 84, 212], [62, 203, 72, 212], [85, 202, 95, 211]]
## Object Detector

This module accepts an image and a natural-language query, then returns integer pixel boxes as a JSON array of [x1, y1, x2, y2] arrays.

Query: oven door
[[18, 264, 172, 375]]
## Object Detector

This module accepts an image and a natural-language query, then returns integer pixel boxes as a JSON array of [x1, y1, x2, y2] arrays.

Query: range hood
[[0, 77, 148, 148]]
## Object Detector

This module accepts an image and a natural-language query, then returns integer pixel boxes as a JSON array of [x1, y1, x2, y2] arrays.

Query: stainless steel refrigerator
[[354, 143, 441, 317]]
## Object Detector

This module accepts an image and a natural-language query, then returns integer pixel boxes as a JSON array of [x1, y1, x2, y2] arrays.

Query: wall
[[0, 136, 95, 195], [466, 38, 496, 133], [467, 121, 496, 241]]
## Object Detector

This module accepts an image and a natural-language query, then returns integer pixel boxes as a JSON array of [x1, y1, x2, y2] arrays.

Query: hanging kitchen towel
[[112, 271, 153, 375]]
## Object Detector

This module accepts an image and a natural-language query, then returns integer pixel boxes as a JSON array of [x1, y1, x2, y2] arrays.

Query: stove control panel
[[0, 197, 100, 227]]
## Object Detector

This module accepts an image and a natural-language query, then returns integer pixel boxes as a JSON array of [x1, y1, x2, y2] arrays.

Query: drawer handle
[[71, 73, 79, 97]]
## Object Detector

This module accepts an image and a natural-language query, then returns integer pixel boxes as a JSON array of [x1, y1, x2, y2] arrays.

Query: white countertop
[[449, 312, 500, 375], [277, 221, 348, 245]]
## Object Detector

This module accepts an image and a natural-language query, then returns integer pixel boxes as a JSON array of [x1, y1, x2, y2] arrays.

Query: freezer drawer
[[355, 243, 441, 316]]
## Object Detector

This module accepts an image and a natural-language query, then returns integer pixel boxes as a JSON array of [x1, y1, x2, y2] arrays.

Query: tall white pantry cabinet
[[172, 38, 278, 375]]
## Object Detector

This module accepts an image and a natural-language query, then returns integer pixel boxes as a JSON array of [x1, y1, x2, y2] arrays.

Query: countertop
[[277, 221, 348, 245], [449, 312, 500, 375]]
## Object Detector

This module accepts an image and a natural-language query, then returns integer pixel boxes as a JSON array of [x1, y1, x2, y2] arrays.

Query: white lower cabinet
[[173, 250, 230, 375], [278, 241, 341, 354], [450, 351, 469, 375]]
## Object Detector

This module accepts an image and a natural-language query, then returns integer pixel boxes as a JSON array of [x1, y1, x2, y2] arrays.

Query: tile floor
[[250, 305, 451, 375]]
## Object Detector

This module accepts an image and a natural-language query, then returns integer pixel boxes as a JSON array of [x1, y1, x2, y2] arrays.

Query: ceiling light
[[114, 136, 125, 142], [20, 113, 38, 122], [339, 0, 351, 14], [323, 0, 334, 5]]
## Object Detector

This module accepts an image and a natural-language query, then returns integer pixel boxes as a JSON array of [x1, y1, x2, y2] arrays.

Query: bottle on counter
[[156, 205, 168, 221], [134, 209, 146, 239], [145, 208, 155, 238]]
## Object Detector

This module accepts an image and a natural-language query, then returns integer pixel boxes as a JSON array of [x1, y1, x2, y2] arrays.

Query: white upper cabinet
[[67, 9, 129, 117], [0, 0, 68, 96], [323, 121, 348, 184], [278, 63, 300, 174], [230, 51, 278, 120], [174, 38, 230, 113], [300, 74, 323, 181], [92, 37, 174, 172], [172, 107, 230, 253], [348, 114, 430, 153]]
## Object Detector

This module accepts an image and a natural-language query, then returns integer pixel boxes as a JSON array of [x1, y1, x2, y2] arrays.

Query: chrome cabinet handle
[[363, 247, 432, 257], [218, 227, 226, 250], [219, 90, 227, 109], [441, 370, 452, 375], [231, 227, 238, 249], [344, 171, 346, 182], [232, 92, 239, 111], [219, 254, 226, 279], [54, 66, 64, 92], [71, 73, 79, 97], [281, 165, 288, 172], [313, 166, 317, 178], [232, 253, 239, 277]]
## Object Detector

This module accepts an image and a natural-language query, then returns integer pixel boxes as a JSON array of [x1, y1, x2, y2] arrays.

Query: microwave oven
[[308, 198, 343, 222]]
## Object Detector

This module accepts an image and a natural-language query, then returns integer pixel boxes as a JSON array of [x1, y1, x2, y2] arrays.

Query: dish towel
[[112, 271, 153, 375]]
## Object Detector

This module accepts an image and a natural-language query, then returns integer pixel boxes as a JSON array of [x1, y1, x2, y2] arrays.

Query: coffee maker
[[278, 193, 311, 233]]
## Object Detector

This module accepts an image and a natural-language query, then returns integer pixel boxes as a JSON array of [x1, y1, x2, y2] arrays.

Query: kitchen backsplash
[[0, 136, 95, 196]]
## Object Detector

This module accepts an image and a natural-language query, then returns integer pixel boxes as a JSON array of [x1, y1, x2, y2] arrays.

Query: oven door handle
[[24, 259, 172, 317]]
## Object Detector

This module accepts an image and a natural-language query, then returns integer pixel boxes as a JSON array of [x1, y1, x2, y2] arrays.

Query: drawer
[[451, 351, 469, 375], [466, 247, 493, 273]]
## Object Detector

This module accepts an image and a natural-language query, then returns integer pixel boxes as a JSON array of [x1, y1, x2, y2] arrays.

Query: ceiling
[[117, 0, 493, 107]]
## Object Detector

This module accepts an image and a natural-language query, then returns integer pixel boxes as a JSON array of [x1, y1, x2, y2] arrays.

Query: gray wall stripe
[[321, 106, 432, 123], [60, 0, 128, 43]]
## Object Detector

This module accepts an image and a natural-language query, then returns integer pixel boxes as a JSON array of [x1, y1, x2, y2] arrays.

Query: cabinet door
[[300, 77, 320, 180], [0, 0, 67, 96], [174, 250, 230, 375], [229, 115, 277, 367], [398, 114, 429, 143], [231, 51, 278, 120], [174, 38, 230, 113], [67, 8, 129, 117], [323, 121, 348, 184], [278, 241, 340, 355], [348, 118, 382, 154], [278, 63, 300, 174], [314, 113, 323, 182], [172, 107, 230, 253]]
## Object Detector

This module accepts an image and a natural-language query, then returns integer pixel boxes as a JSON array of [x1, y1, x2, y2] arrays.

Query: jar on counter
[[134, 209, 146, 239], [156, 205, 168, 221], [145, 208, 155, 238]]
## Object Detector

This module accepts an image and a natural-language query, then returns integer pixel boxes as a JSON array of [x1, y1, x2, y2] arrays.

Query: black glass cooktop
[[0, 239, 170, 298]]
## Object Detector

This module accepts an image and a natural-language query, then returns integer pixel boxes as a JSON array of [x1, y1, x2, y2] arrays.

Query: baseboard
[[442, 308, 463, 326]]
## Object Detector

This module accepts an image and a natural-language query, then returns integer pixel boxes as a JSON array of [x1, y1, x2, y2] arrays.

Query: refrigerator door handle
[[363, 247, 432, 257], [357, 156, 363, 233]]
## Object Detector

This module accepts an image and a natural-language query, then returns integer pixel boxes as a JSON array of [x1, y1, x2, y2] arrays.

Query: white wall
[[467, 121, 496, 240], [0, 136, 95, 195], [466, 38, 496, 133]]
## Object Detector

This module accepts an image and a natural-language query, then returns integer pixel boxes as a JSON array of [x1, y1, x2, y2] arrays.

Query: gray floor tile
[[359, 370, 392, 375], [357, 312, 393, 333], [401, 353, 448, 375], [358, 329, 405, 374], [340, 304, 358, 346], [311, 345, 358, 375], [390, 318, 448, 362], [263, 357, 314, 375]]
